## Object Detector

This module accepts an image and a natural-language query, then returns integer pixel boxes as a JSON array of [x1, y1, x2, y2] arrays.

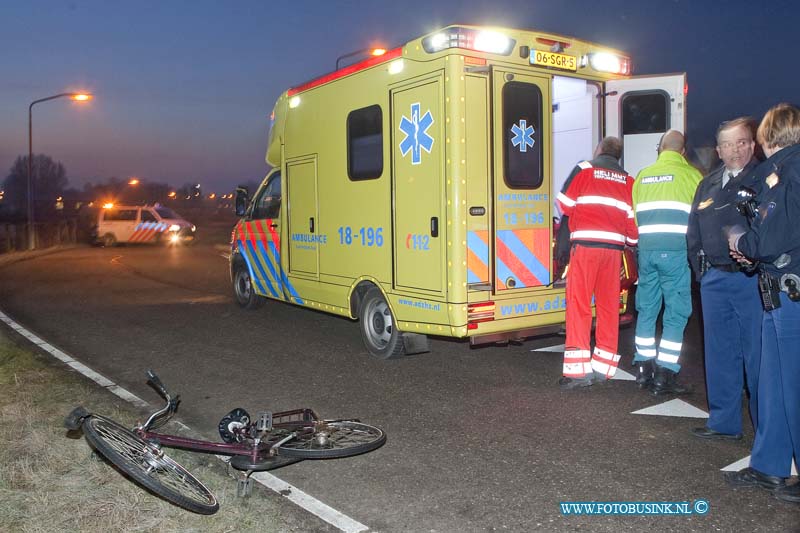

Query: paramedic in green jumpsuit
[[632, 130, 702, 395]]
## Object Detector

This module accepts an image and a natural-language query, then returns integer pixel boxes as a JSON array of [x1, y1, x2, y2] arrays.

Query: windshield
[[155, 207, 180, 219]]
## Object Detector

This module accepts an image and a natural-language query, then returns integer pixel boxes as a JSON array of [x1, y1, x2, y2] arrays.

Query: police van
[[96, 204, 196, 246], [231, 25, 684, 358]]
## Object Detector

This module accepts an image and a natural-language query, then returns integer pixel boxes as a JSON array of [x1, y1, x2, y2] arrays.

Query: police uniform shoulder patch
[[697, 198, 714, 210], [766, 172, 780, 188]]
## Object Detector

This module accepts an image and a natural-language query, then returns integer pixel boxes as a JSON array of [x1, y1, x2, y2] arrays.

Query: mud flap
[[402, 333, 430, 355]]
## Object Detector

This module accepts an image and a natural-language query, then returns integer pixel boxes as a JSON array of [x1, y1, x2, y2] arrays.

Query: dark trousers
[[699, 268, 761, 435], [751, 292, 800, 477]]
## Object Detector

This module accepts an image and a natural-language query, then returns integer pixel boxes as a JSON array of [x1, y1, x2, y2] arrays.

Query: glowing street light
[[28, 91, 93, 249], [128, 178, 140, 186]]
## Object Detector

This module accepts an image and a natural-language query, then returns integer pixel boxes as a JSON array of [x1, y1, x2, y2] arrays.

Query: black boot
[[650, 365, 690, 395], [634, 359, 655, 389]]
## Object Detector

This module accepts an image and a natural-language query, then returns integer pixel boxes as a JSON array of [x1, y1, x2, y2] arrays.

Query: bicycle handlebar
[[141, 370, 179, 431], [146, 369, 169, 399]]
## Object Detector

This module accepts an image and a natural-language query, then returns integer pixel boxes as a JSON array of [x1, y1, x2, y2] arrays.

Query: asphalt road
[[0, 229, 797, 531]]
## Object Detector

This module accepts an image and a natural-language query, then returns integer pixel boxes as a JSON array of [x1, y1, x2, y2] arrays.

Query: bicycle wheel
[[82, 415, 219, 515], [276, 420, 386, 459]]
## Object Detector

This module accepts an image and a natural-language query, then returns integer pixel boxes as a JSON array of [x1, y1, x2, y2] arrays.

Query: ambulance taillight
[[422, 27, 516, 56], [467, 302, 496, 330]]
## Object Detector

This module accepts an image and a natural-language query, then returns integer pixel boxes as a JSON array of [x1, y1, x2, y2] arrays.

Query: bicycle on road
[[65, 370, 386, 514]]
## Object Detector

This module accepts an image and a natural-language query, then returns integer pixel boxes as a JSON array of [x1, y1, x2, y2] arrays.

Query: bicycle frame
[[137, 408, 321, 464]]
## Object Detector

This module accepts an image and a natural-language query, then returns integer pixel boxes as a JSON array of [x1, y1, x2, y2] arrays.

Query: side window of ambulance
[[503, 82, 543, 189], [141, 210, 158, 223], [252, 174, 282, 220], [621, 92, 669, 135], [347, 104, 383, 181]]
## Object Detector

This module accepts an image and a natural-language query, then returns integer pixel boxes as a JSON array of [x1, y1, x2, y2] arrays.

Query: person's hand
[[730, 249, 754, 266]]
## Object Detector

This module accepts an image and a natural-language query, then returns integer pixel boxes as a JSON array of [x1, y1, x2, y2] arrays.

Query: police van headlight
[[169, 224, 181, 232], [191, 225, 196, 232], [422, 27, 515, 56]]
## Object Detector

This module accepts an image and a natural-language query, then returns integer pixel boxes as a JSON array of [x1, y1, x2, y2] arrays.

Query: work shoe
[[691, 427, 742, 440], [634, 359, 656, 389], [650, 366, 691, 395], [558, 375, 594, 390], [774, 483, 800, 504], [724, 467, 786, 491]]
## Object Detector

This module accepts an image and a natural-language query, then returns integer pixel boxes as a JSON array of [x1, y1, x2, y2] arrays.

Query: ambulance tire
[[359, 288, 406, 359], [233, 263, 266, 310]]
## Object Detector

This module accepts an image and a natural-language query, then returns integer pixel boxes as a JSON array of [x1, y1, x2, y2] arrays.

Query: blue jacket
[[737, 144, 800, 277], [687, 159, 758, 276]]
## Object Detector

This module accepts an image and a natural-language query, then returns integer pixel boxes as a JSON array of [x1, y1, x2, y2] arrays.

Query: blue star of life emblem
[[399, 102, 434, 165], [511, 119, 535, 152]]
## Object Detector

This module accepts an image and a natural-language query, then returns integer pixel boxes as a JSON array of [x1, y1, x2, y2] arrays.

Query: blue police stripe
[[238, 241, 269, 296], [268, 240, 304, 304], [498, 230, 550, 285], [243, 240, 280, 298], [256, 240, 284, 293]]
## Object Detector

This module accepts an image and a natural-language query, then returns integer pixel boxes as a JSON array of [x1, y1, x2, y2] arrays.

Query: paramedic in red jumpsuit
[[555, 137, 639, 389]]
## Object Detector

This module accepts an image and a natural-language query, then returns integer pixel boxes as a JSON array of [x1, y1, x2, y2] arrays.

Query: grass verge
[[0, 332, 332, 532]]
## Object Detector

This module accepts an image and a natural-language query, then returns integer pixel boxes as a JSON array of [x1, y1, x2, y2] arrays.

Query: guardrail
[[0, 220, 79, 253]]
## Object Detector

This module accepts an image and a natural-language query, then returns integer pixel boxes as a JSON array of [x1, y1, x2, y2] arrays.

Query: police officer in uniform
[[687, 118, 761, 440], [726, 103, 800, 504]]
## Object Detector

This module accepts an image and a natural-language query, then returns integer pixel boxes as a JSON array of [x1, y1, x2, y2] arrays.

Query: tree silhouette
[[3, 154, 68, 221]]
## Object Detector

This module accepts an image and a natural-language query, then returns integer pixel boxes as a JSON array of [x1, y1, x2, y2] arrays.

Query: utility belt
[[758, 271, 800, 311], [698, 252, 740, 277]]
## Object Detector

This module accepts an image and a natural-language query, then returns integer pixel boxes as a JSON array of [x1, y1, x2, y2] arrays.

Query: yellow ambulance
[[231, 25, 685, 358]]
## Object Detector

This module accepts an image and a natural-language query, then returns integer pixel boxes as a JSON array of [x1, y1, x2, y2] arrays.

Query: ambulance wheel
[[234, 264, 266, 310], [359, 288, 406, 359], [102, 233, 117, 247]]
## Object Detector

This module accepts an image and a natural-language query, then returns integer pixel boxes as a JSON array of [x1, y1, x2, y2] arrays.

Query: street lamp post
[[28, 92, 92, 249]]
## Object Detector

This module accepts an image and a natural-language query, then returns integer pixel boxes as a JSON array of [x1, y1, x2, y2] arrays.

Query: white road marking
[[0, 307, 369, 533], [721, 456, 798, 475], [531, 343, 564, 352], [631, 399, 709, 418], [611, 368, 636, 381]]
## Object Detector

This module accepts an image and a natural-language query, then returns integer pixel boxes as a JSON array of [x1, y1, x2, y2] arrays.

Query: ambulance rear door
[[490, 69, 552, 293], [605, 73, 686, 177]]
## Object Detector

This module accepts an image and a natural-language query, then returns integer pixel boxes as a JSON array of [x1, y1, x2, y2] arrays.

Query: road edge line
[[0, 308, 369, 533]]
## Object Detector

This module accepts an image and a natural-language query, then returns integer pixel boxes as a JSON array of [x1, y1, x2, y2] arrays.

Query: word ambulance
[[231, 25, 685, 359]]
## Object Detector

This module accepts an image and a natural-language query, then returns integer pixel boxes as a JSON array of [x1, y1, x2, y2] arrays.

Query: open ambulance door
[[605, 73, 686, 178]]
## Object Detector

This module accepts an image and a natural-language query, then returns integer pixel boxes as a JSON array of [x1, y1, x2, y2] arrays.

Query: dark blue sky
[[1, 0, 798, 193]]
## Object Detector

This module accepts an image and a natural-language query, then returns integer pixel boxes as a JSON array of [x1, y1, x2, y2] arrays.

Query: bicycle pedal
[[256, 411, 273, 431], [236, 477, 252, 498]]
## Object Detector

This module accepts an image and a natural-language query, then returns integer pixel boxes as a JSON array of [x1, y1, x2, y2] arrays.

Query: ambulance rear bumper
[[468, 311, 634, 346]]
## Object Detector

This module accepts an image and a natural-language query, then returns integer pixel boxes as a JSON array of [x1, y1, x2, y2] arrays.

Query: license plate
[[530, 50, 577, 71]]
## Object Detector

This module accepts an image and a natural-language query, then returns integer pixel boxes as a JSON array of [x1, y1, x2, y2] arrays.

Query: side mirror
[[235, 186, 249, 217]]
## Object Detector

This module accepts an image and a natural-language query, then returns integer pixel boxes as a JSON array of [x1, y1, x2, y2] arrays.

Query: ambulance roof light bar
[[422, 27, 516, 56]]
